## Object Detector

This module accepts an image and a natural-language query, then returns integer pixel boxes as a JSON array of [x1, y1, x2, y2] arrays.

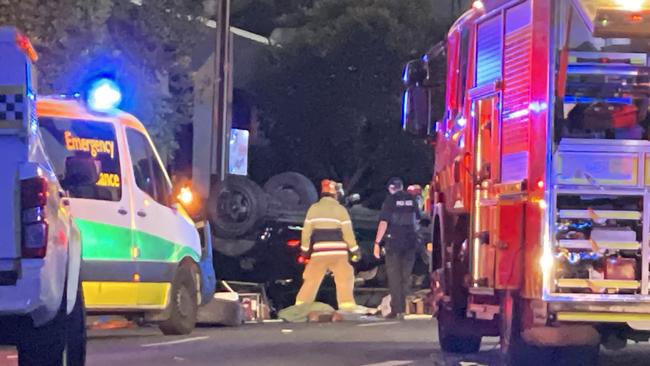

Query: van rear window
[[39, 117, 122, 201]]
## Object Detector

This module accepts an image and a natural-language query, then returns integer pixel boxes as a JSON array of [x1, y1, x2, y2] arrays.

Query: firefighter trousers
[[295, 253, 356, 309], [385, 249, 416, 314]]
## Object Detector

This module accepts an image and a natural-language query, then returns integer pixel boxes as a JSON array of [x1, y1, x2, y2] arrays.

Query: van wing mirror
[[63, 156, 99, 188]]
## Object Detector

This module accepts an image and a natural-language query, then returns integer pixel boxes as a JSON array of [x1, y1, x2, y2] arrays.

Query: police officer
[[295, 180, 361, 311], [374, 177, 420, 319]]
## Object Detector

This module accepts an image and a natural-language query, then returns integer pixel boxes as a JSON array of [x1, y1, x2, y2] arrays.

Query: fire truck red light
[[287, 239, 300, 247], [630, 14, 644, 23]]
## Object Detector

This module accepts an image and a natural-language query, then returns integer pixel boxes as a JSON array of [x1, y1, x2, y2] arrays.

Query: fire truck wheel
[[437, 305, 481, 354], [263, 172, 318, 210], [17, 280, 87, 366], [160, 265, 198, 335], [210, 175, 268, 238]]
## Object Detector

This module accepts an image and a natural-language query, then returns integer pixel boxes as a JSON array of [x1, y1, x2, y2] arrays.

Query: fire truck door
[[471, 95, 500, 287], [495, 197, 524, 290]]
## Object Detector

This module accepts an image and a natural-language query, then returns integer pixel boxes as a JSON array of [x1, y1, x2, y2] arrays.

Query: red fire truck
[[402, 0, 650, 364]]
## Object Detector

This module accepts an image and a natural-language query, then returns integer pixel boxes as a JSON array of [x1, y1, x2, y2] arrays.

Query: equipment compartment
[[552, 194, 643, 295]]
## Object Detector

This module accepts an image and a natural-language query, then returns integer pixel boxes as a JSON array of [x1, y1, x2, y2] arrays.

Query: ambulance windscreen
[[39, 118, 122, 201]]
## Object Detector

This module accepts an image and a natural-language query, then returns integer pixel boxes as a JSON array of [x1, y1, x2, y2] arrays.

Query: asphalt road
[[3, 317, 650, 365]]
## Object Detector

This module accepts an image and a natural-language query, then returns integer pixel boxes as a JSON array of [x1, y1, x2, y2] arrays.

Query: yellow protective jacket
[[301, 197, 358, 257]]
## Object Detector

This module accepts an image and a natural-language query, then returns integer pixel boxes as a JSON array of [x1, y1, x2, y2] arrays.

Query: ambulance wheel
[[160, 265, 198, 335], [437, 304, 481, 354], [17, 281, 86, 366]]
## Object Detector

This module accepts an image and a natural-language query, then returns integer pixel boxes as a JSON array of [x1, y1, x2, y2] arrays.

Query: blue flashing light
[[87, 78, 122, 112], [564, 96, 633, 105]]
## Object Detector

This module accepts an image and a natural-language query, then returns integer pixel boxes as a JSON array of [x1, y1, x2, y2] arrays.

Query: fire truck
[[402, 0, 650, 364]]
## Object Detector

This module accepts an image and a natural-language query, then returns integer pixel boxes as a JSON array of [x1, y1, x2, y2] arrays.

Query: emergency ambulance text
[[64, 131, 115, 159], [97, 172, 120, 188]]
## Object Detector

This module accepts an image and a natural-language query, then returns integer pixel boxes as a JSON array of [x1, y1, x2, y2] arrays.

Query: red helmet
[[407, 184, 422, 196]]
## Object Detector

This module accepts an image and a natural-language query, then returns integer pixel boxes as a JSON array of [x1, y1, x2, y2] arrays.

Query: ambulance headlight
[[87, 78, 122, 112]]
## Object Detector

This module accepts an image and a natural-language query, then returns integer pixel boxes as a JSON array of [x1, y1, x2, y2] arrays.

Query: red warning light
[[287, 239, 301, 247], [15, 33, 38, 62]]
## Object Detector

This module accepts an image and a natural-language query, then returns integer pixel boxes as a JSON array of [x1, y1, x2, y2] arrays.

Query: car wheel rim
[[177, 285, 193, 319], [218, 191, 251, 223]]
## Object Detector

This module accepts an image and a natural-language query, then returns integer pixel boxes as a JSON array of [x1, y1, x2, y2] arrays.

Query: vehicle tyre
[[209, 175, 268, 238], [160, 265, 198, 335], [17, 281, 86, 366], [263, 172, 318, 210], [437, 304, 481, 354]]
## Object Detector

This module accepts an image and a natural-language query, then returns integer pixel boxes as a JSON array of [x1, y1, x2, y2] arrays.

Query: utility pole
[[211, 0, 232, 183]]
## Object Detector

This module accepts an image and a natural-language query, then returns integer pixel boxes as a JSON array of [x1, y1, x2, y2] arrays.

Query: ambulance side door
[[124, 128, 200, 307], [53, 118, 139, 308]]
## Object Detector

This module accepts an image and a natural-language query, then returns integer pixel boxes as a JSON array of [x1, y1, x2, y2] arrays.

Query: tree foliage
[[0, 0, 210, 162], [250, 0, 451, 207]]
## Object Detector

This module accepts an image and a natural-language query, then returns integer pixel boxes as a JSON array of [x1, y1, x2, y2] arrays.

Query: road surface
[[2, 317, 650, 365]]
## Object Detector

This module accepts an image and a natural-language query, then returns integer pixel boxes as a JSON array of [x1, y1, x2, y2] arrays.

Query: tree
[[0, 0, 211, 162], [249, 0, 450, 207]]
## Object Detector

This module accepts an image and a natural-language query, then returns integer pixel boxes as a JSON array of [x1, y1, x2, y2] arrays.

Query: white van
[[36, 83, 212, 335]]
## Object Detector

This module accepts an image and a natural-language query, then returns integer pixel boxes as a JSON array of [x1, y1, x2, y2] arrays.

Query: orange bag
[[583, 103, 638, 129]]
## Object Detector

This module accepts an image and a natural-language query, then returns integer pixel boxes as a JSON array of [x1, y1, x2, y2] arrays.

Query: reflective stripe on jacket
[[301, 197, 358, 256]]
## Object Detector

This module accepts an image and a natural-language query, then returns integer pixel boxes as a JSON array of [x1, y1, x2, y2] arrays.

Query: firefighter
[[374, 177, 421, 319], [295, 179, 361, 310]]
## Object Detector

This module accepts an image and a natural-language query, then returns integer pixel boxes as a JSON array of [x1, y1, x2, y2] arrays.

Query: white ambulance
[[36, 80, 215, 335], [0, 27, 86, 365]]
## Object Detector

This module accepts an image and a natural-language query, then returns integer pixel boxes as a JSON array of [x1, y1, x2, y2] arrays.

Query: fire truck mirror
[[402, 85, 431, 138], [402, 59, 427, 87]]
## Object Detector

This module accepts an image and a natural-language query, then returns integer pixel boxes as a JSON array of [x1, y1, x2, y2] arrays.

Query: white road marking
[[141, 336, 209, 348], [404, 314, 432, 320], [7, 355, 17, 359], [359, 361, 413, 366], [357, 321, 400, 327], [281, 329, 294, 333], [244, 319, 284, 324]]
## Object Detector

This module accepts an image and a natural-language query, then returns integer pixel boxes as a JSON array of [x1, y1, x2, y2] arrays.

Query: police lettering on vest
[[379, 191, 420, 251]]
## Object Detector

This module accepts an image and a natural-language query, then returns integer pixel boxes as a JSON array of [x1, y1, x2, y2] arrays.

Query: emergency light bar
[[86, 78, 122, 112], [564, 96, 634, 105]]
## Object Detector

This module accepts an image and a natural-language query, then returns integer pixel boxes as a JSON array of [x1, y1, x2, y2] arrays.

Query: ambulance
[[36, 77, 216, 335]]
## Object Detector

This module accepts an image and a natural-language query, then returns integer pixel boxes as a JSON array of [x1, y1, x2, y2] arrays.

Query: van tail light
[[21, 177, 49, 258]]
